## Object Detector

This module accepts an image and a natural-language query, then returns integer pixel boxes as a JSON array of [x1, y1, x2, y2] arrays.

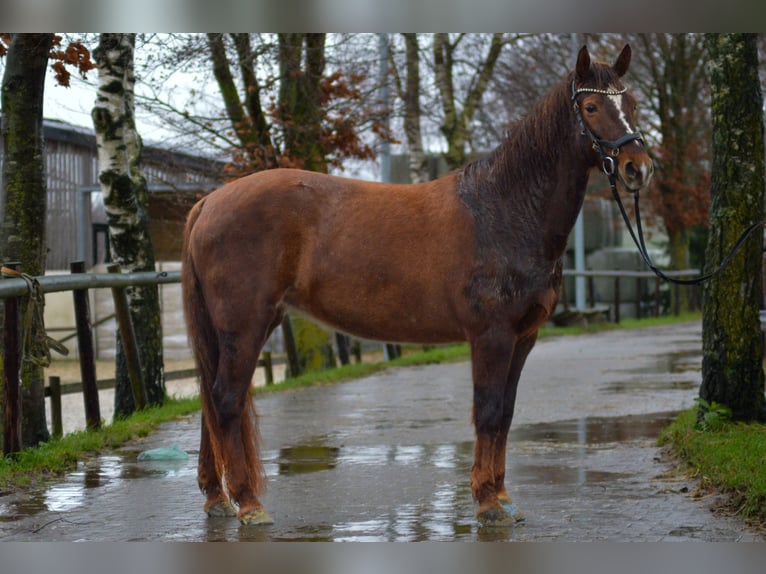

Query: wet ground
[[1, 321, 762, 541]]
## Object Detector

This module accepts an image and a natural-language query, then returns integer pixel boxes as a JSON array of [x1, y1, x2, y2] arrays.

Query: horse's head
[[572, 44, 653, 192]]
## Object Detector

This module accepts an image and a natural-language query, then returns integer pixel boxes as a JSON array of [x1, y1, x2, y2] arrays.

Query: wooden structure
[[0, 119, 226, 360], [0, 119, 225, 270]]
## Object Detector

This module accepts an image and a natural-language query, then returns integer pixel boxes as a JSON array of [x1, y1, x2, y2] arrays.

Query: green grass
[[1, 312, 701, 491], [0, 397, 201, 489], [660, 408, 766, 523]]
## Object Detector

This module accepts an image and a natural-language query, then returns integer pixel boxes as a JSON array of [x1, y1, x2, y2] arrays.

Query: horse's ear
[[576, 45, 591, 79], [613, 44, 631, 77]]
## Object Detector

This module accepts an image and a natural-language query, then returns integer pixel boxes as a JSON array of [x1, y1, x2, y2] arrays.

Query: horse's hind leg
[[199, 413, 236, 517], [208, 326, 270, 524]]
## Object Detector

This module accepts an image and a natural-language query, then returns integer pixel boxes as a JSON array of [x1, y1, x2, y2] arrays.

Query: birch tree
[[92, 33, 164, 416], [700, 33, 765, 422], [391, 33, 428, 183]]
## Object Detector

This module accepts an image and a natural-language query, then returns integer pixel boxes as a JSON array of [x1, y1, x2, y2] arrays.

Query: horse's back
[[186, 168, 477, 344]]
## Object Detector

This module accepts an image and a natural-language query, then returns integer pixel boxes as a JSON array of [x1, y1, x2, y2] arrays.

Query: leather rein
[[572, 81, 764, 286]]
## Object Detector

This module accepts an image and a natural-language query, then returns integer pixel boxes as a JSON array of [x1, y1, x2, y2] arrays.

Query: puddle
[[274, 443, 462, 476], [508, 412, 678, 445], [606, 348, 701, 376], [277, 446, 340, 475], [601, 380, 697, 393]]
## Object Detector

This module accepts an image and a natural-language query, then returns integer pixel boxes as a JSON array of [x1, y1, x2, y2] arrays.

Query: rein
[[572, 81, 764, 286]]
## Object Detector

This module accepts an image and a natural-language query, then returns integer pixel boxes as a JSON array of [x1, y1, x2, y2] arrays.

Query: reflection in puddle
[[606, 348, 701, 376], [265, 412, 678, 540], [2, 452, 196, 520], [509, 412, 677, 445], [277, 446, 340, 475], [602, 380, 696, 393]]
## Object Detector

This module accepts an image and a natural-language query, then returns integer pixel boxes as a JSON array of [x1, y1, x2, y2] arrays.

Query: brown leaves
[[0, 34, 96, 87], [49, 35, 96, 87]]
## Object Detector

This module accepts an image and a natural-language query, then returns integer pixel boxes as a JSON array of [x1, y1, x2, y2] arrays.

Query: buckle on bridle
[[602, 156, 616, 176]]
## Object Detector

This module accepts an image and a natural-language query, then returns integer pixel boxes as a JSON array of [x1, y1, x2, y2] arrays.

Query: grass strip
[[660, 408, 766, 523]]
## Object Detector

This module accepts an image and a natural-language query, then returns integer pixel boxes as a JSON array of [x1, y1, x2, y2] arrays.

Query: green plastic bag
[[137, 444, 189, 462]]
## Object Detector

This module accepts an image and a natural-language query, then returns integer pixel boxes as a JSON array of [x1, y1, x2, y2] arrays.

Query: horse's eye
[[585, 104, 598, 114]]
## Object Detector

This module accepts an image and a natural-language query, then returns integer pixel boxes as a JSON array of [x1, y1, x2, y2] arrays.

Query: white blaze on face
[[607, 90, 634, 134]]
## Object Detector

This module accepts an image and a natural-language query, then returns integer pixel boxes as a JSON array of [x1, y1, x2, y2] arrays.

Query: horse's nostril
[[625, 161, 639, 180]]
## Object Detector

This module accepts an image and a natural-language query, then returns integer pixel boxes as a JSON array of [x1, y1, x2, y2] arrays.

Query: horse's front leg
[[470, 328, 516, 526], [491, 332, 538, 523]]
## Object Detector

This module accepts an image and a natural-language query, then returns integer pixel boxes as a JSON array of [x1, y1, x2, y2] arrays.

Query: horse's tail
[[182, 199, 224, 475]]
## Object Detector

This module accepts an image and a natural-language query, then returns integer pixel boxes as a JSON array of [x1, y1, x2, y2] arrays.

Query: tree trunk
[[667, 227, 690, 312], [92, 33, 164, 417], [278, 33, 327, 171], [700, 33, 765, 422], [276, 33, 336, 376], [0, 33, 54, 448], [402, 34, 427, 183]]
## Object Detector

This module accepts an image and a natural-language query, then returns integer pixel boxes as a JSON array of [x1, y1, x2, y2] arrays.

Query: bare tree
[[433, 33, 508, 169]]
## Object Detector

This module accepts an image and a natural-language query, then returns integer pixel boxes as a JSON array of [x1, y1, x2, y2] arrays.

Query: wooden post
[[49, 376, 63, 439], [107, 263, 148, 410], [654, 277, 661, 318], [262, 351, 274, 386], [71, 261, 101, 430], [282, 314, 300, 379], [2, 262, 22, 455], [613, 276, 621, 324]]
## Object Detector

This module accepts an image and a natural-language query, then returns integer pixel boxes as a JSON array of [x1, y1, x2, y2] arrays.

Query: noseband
[[571, 80, 645, 177], [571, 80, 763, 286]]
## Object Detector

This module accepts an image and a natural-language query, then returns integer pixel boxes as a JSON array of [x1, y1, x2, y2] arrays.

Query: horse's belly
[[286, 285, 468, 345]]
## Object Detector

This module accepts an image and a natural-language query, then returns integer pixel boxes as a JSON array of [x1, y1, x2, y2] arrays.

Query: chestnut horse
[[182, 45, 653, 527]]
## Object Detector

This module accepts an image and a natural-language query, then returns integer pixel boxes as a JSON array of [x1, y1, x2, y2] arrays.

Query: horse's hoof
[[502, 502, 525, 523], [205, 500, 237, 517], [477, 502, 524, 527], [238, 507, 274, 526]]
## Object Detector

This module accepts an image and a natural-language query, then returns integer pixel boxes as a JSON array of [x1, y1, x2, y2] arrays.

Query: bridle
[[571, 80, 646, 179], [571, 80, 763, 286]]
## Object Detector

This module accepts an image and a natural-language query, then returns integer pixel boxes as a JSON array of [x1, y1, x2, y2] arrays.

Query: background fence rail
[[2, 265, 700, 450]]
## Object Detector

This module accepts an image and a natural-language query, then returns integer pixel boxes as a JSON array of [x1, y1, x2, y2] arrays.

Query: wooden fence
[[562, 268, 702, 323], [1, 263, 700, 455]]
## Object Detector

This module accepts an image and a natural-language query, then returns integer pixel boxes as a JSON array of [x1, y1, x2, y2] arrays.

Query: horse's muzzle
[[619, 153, 653, 192]]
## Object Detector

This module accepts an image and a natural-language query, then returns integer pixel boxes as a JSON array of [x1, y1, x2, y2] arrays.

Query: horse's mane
[[456, 61, 625, 264], [459, 61, 625, 202]]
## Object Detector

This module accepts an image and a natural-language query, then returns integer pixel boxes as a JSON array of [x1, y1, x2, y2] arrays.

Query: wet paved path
[[1, 321, 762, 541]]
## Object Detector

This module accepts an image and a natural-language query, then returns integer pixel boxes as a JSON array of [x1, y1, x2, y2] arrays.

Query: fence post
[[71, 261, 101, 430], [262, 351, 274, 386], [2, 262, 22, 455], [107, 263, 148, 410], [654, 277, 661, 318], [49, 376, 63, 439], [613, 276, 621, 324]]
